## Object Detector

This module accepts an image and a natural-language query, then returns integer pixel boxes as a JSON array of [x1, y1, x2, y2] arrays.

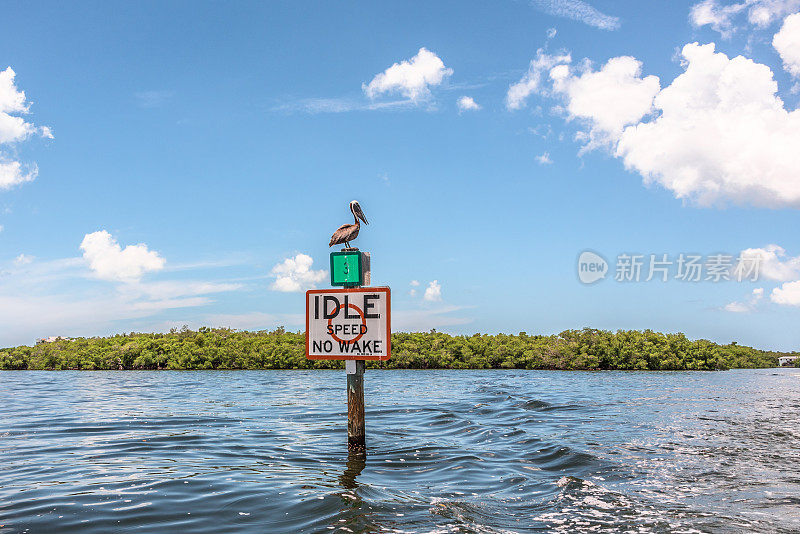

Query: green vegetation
[[0, 327, 792, 370]]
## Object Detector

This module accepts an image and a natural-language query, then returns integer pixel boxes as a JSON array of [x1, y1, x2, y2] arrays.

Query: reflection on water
[[0, 369, 799, 533], [339, 451, 366, 490]]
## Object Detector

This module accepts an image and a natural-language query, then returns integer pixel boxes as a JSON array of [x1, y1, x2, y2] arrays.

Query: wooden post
[[361, 252, 370, 286], [346, 359, 366, 451], [346, 251, 369, 452]]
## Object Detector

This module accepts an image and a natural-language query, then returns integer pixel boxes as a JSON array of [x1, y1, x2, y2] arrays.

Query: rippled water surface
[[1, 369, 799, 533]]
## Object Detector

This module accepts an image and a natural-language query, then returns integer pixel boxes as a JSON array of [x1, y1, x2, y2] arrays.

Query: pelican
[[329, 200, 369, 249]]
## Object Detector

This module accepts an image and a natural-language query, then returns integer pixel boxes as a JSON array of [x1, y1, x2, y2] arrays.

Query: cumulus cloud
[[270, 253, 327, 292], [771, 279, 800, 305], [727, 244, 800, 307], [736, 244, 800, 281], [617, 43, 800, 207], [536, 152, 553, 164], [457, 96, 481, 111], [724, 287, 764, 312], [80, 230, 165, 282], [771, 280, 800, 305], [523, 42, 800, 207], [424, 280, 442, 302], [0, 160, 37, 190], [550, 55, 660, 149], [773, 13, 800, 78], [506, 50, 571, 110], [529, 0, 620, 31], [363, 48, 452, 103], [0, 67, 50, 191]]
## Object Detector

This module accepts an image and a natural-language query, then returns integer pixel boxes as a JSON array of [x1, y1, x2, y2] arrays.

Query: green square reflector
[[330, 251, 363, 286]]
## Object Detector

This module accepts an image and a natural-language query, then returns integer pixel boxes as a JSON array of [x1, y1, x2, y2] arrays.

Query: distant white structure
[[36, 336, 67, 344], [778, 355, 798, 367]]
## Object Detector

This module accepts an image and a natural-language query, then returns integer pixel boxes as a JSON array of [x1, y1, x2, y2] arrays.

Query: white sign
[[306, 287, 391, 361]]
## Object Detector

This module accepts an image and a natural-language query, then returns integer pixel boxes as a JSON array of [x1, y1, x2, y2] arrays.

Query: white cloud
[[529, 0, 620, 31], [617, 43, 800, 207], [771, 279, 800, 305], [119, 280, 242, 301], [773, 13, 800, 78], [535, 42, 800, 207], [80, 230, 165, 282], [0, 243, 244, 346], [506, 50, 571, 110], [409, 279, 420, 296], [272, 97, 416, 114], [723, 301, 750, 312], [690, 0, 800, 34], [737, 244, 800, 281], [424, 279, 442, 302], [364, 48, 452, 103], [728, 244, 800, 307], [270, 253, 326, 292], [690, 0, 747, 34], [724, 287, 764, 312], [0, 272, 216, 346], [0, 67, 50, 192], [276, 48, 452, 114], [747, 0, 800, 26], [14, 253, 33, 265], [0, 108, 34, 144], [0, 67, 29, 115], [457, 96, 481, 111], [536, 152, 553, 164], [0, 160, 37, 190], [550, 56, 660, 149]]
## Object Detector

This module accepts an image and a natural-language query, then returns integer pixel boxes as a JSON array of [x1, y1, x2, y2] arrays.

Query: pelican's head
[[350, 200, 368, 225]]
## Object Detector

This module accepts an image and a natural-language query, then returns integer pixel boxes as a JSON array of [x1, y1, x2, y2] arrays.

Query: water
[[1, 369, 799, 533]]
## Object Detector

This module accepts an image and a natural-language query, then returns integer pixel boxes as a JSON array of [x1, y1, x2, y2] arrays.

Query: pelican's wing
[[329, 224, 352, 246]]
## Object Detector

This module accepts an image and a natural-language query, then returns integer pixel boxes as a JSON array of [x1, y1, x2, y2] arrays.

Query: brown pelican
[[329, 200, 369, 249]]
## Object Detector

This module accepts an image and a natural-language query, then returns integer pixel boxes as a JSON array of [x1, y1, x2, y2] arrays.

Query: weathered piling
[[346, 359, 366, 451]]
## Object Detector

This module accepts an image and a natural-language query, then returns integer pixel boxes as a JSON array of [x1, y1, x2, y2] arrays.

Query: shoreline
[[2, 327, 796, 371]]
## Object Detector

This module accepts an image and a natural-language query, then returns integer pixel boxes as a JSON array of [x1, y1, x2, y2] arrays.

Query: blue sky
[[2, 0, 800, 350]]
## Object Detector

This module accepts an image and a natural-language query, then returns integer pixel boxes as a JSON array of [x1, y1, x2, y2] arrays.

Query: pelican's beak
[[354, 203, 369, 225]]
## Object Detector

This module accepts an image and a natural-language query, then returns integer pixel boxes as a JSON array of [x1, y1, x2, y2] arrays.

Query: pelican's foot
[[341, 247, 359, 252]]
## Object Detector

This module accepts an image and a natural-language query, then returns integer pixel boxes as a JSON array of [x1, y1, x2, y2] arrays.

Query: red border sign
[[305, 286, 391, 361]]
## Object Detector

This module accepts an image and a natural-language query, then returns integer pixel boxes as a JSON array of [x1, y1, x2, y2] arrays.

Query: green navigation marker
[[330, 251, 364, 287]]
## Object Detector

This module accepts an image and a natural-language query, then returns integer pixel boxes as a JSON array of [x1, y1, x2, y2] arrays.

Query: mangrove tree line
[[0, 327, 793, 371]]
